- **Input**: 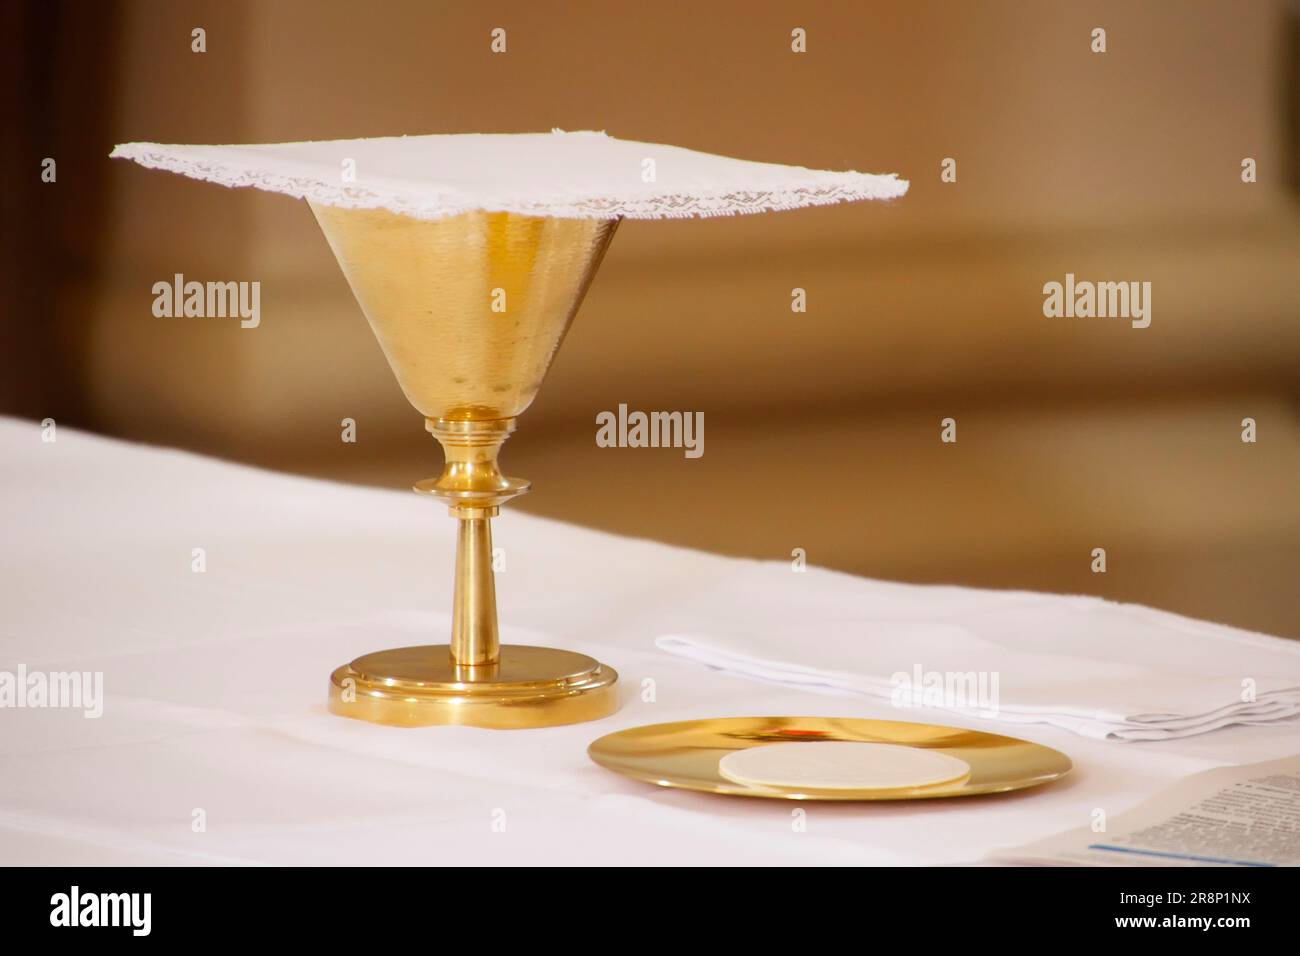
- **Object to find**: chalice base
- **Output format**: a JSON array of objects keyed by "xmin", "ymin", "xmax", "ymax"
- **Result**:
[{"xmin": 328, "ymin": 644, "xmax": 619, "ymax": 729}]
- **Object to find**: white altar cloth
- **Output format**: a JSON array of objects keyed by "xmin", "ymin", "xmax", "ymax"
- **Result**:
[{"xmin": 1, "ymin": 418, "xmax": 1295, "ymax": 866}]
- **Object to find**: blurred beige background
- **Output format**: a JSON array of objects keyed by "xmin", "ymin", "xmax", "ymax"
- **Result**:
[{"xmin": 6, "ymin": 0, "xmax": 1300, "ymax": 636}]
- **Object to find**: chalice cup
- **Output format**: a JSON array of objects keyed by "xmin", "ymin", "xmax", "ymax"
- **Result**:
[{"xmin": 311, "ymin": 203, "xmax": 620, "ymax": 728}]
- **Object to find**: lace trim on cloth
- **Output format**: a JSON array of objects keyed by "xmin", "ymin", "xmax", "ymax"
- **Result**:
[{"xmin": 109, "ymin": 143, "xmax": 908, "ymax": 221}]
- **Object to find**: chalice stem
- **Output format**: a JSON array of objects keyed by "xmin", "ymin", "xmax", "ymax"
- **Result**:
[{"xmin": 451, "ymin": 510, "xmax": 500, "ymax": 669}]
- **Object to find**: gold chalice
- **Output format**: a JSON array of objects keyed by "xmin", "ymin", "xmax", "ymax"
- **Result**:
[
  {"xmin": 311, "ymin": 204, "xmax": 620, "ymax": 728},
  {"xmin": 110, "ymin": 129, "xmax": 908, "ymax": 729}
]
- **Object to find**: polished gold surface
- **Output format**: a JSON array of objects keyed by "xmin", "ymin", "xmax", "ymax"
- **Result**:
[
  {"xmin": 311, "ymin": 205, "xmax": 617, "ymax": 423},
  {"xmin": 588, "ymin": 716, "xmax": 1072, "ymax": 800},
  {"xmin": 311, "ymin": 204, "xmax": 621, "ymax": 727},
  {"xmin": 329, "ymin": 644, "xmax": 618, "ymax": 729}
]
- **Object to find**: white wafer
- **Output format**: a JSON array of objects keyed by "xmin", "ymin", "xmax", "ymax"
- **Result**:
[{"xmin": 718, "ymin": 741, "xmax": 971, "ymax": 790}]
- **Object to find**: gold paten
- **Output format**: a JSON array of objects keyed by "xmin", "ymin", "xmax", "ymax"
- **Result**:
[
  {"xmin": 588, "ymin": 717, "xmax": 1072, "ymax": 800},
  {"xmin": 312, "ymin": 204, "xmax": 620, "ymax": 728}
]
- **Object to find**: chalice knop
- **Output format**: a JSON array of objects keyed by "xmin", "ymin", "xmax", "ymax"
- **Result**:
[{"xmin": 312, "ymin": 204, "xmax": 620, "ymax": 728}]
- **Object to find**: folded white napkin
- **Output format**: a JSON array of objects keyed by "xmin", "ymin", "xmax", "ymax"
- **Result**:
[
  {"xmin": 110, "ymin": 130, "xmax": 907, "ymax": 221},
  {"xmin": 653, "ymin": 563, "xmax": 1300, "ymax": 741}
]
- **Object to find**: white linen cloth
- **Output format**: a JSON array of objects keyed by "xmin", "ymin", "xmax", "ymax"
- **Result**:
[
  {"xmin": 3, "ymin": 418, "xmax": 1297, "ymax": 866},
  {"xmin": 655, "ymin": 570, "xmax": 1300, "ymax": 741},
  {"xmin": 109, "ymin": 130, "xmax": 908, "ymax": 221}
]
